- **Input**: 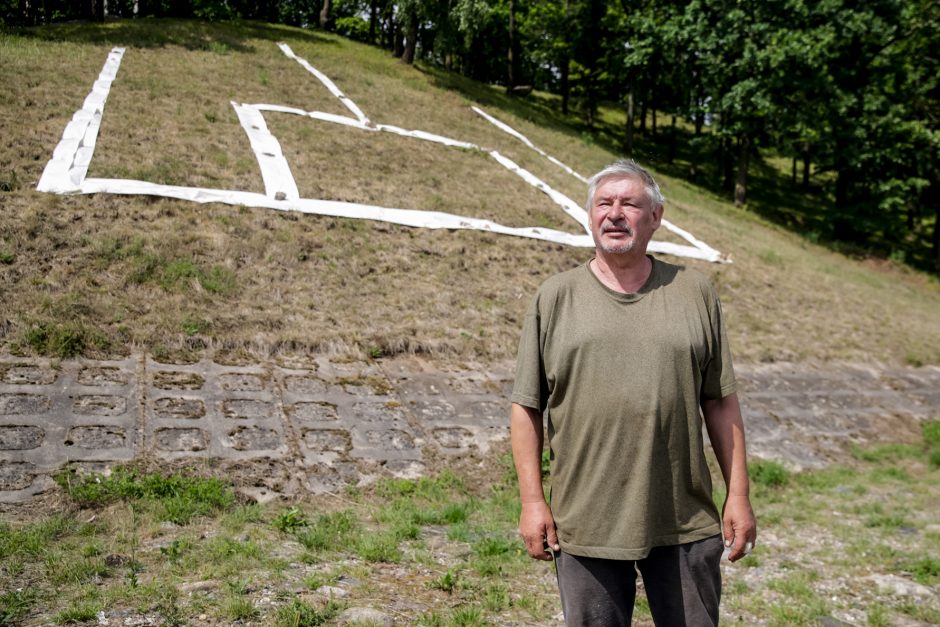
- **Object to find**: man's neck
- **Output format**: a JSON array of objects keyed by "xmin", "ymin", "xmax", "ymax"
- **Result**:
[{"xmin": 590, "ymin": 252, "xmax": 653, "ymax": 294}]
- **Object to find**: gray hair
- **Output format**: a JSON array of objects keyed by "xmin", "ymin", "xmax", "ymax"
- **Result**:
[{"xmin": 585, "ymin": 159, "xmax": 665, "ymax": 212}]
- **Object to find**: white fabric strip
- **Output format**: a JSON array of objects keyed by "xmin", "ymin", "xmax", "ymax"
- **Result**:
[
  {"xmin": 277, "ymin": 42, "xmax": 371, "ymax": 126},
  {"xmin": 472, "ymin": 106, "xmax": 726, "ymax": 261},
  {"xmin": 37, "ymin": 47, "xmax": 125, "ymax": 192},
  {"xmin": 472, "ymin": 106, "xmax": 589, "ymax": 183},
  {"xmin": 489, "ymin": 151, "xmax": 591, "ymax": 234},
  {"xmin": 36, "ymin": 46, "xmax": 727, "ymax": 263},
  {"xmin": 659, "ymin": 218, "xmax": 722, "ymax": 259},
  {"xmin": 78, "ymin": 178, "xmax": 596, "ymax": 247},
  {"xmin": 231, "ymin": 102, "xmax": 299, "ymax": 200},
  {"xmin": 374, "ymin": 124, "xmax": 480, "ymax": 150},
  {"xmin": 77, "ymin": 178, "xmax": 723, "ymax": 261}
]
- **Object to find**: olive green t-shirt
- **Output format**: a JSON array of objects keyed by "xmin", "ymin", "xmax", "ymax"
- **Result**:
[{"xmin": 511, "ymin": 257, "xmax": 736, "ymax": 559}]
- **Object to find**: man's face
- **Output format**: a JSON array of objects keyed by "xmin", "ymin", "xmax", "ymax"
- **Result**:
[{"xmin": 590, "ymin": 176, "xmax": 663, "ymax": 255}]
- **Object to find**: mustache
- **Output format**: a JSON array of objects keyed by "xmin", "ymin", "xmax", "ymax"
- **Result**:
[{"xmin": 601, "ymin": 221, "xmax": 634, "ymax": 235}]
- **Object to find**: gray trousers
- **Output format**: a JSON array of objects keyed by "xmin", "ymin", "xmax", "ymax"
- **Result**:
[{"xmin": 555, "ymin": 534, "xmax": 724, "ymax": 627}]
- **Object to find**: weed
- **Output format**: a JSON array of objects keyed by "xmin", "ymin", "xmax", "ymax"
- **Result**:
[
  {"xmin": 749, "ymin": 460, "xmax": 789, "ymax": 488},
  {"xmin": 482, "ymin": 582, "xmax": 510, "ymax": 611},
  {"xmin": 53, "ymin": 600, "xmax": 102, "ymax": 624},
  {"xmin": 0, "ymin": 249, "xmax": 14, "ymax": 264},
  {"xmin": 296, "ymin": 510, "xmax": 361, "ymax": 552},
  {"xmin": 0, "ymin": 588, "xmax": 36, "ymax": 625},
  {"xmin": 22, "ymin": 321, "xmax": 106, "ymax": 358},
  {"xmin": 273, "ymin": 506, "xmax": 309, "ymax": 532},
  {"xmin": 55, "ymin": 464, "xmax": 235, "ymax": 524},
  {"xmin": 274, "ymin": 598, "xmax": 344, "ymax": 626},
  {"xmin": 853, "ymin": 443, "xmax": 919, "ymax": 463},
  {"xmin": 897, "ymin": 601, "xmax": 940, "ymax": 624},
  {"xmin": 906, "ymin": 556, "xmax": 940, "ymax": 585},
  {"xmin": 427, "ymin": 568, "xmax": 459, "ymax": 593},
  {"xmin": 160, "ymin": 538, "xmax": 193, "ymax": 563},
  {"xmin": 303, "ymin": 571, "xmax": 338, "ymax": 590},
  {"xmin": 450, "ymin": 605, "xmax": 486, "ymax": 626},
  {"xmin": 224, "ymin": 595, "xmax": 259, "ymax": 620},
  {"xmin": 181, "ymin": 316, "xmax": 210, "ymax": 336},
  {"xmin": 355, "ymin": 532, "xmax": 401, "ymax": 562},
  {"xmin": 923, "ymin": 420, "xmax": 940, "ymax": 446},
  {"xmin": 199, "ymin": 265, "xmax": 236, "ymax": 294}
]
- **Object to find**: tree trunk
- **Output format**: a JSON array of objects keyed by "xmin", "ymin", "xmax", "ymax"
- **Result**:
[
  {"xmin": 507, "ymin": 0, "xmax": 520, "ymax": 91},
  {"xmin": 694, "ymin": 96, "xmax": 703, "ymax": 136},
  {"xmin": 792, "ymin": 156, "xmax": 797, "ymax": 187},
  {"xmin": 369, "ymin": 0, "xmax": 378, "ymax": 43},
  {"xmin": 319, "ymin": 0, "xmax": 332, "ymax": 30},
  {"xmin": 734, "ymin": 134, "xmax": 750, "ymax": 207},
  {"xmin": 667, "ymin": 115, "xmax": 677, "ymax": 164},
  {"xmin": 639, "ymin": 100, "xmax": 647, "ymax": 134},
  {"xmin": 802, "ymin": 144, "xmax": 811, "ymax": 189},
  {"xmin": 560, "ymin": 0, "xmax": 570, "ymax": 115},
  {"xmin": 393, "ymin": 21, "xmax": 404, "ymax": 58},
  {"xmin": 560, "ymin": 56, "xmax": 570, "ymax": 114},
  {"xmin": 624, "ymin": 87, "xmax": 634, "ymax": 156},
  {"xmin": 651, "ymin": 107, "xmax": 656, "ymax": 136},
  {"xmin": 933, "ymin": 200, "xmax": 940, "ymax": 273},
  {"xmin": 402, "ymin": 12, "xmax": 419, "ymax": 64}
]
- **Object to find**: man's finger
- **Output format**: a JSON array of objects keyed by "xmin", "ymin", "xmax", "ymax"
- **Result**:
[{"xmin": 545, "ymin": 524, "xmax": 560, "ymax": 552}]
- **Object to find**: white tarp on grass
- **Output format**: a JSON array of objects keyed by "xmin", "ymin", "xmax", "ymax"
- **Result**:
[{"xmin": 36, "ymin": 43, "xmax": 727, "ymax": 263}]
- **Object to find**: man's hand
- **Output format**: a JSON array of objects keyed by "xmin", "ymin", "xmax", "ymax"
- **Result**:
[
  {"xmin": 722, "ymin": 493, "xmax": 756, "ymax": 562},
  {"xmin": 519, "ymin": 500, "xmax": 559, "ymax": 561}
]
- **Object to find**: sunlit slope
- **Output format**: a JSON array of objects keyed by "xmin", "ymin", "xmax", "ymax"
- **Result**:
[{"xmin": 0, "ymin": 19, "xmax": 937, "ymax": 365}]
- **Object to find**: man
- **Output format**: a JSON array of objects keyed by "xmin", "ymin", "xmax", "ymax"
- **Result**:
[{"xmin": 510, "ymin": 159, "xmax": 756, "ymax": 626}]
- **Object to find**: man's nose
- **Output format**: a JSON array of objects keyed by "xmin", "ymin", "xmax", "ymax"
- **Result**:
[{"xmin": 609, "ymin": 201, "xmax": 626, "ymax": 219}]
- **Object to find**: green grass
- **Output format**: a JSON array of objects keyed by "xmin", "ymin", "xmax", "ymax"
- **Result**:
[
  {"xmin": 3, "ymin": 438, "xmax": 940, "ymax": 624},
  {"xmin": 54, "ymin": 464, "xmax": 235, "ymax": 524}
]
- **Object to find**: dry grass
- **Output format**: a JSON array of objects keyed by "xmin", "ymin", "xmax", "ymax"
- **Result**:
[{"xmin": 0, "ymin": 19, "xmax": 938, "ymax": 366}]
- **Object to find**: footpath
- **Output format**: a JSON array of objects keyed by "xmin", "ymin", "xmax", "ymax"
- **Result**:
[{"xmin": 1, "ymin": 355, "xmax": 938, "ymax": 504}]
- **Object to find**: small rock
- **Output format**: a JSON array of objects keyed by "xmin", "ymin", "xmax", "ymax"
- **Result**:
[
  {"xmin": 104, "ymin": 554, "xmax": 130, "ymax": 567},
  {"xmin": 177, "ymin": 580, "xmax": 219, "ymax": 594},
  {"xmin": 275, "ymin": 191, "xmax": 287, "ymax": 200},
  {"xmin": 317, "ymin": 585, "xmax": 349, "ymax": 599},
  {"xmin": 337, "ymin": 607, "xmax": 394, "ymax": 626},
  {"xmin": 865, "ymin": 574, "xmax": 935, "ymax": 598}
]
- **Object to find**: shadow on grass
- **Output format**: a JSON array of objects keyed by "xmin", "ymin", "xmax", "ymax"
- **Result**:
[{"xmin": 14, "ymin": 17, "xmax": 333, "ymax": 52}]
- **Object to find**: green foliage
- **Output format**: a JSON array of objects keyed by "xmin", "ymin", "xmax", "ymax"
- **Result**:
[
  {"xmin": 54, "ymin": 465, "xmax": 235, "ymax": 524},
  {"xmin": 295, "ymin": 510, "xmax": 361, "ymax": 552},
  {"xmin": 53, "ymin": 600, "xmax": 102, "ymax": 624},
  {"xmin": 923, "ymin": 421, "xmax": 940, "ymax": 448},
  {"xmin": 272, "ymin": 506, "xmax": 309, "ymax": 533},
  {"xmin": 274, "ymin": 599, "xmax": 344, "ymax": 627},
  {"xmin": 335, "ymin": 16, "xmax": 370, "ymax": 43},
  {"xmin": 22, "ymin": 320, "xmax": 107, "ymax": 358},
  {"xmin": 0, "ymin": 588, "xmax": 36, "ymax": 625},
  {"xmin": 906, "ymin": 557, "xmax": 940, "ymax": 585},
  {"xmin": 355, "ymin": 532, "xmax": 401, "ymax": 562},
  {"xmin": 428, "ymin": 568, "xmax": 459, "ymax": 593},
  {"xmin": 749, "ymin": 460, "xmax": 789, "ymax": 488},
  {"xmin": 0, "ymin": 249, "xmax": 14, "ymax": 264}
]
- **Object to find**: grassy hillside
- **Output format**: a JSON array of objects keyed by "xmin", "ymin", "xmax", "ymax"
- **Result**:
[{"xmin": 1, "ymin": 19, "xmax": 938, "ymax": 366}]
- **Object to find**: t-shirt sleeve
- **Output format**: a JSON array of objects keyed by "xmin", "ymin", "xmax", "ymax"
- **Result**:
[
  {"xmin": 701, "ymin": 284, "xmax": 737, "ymax": 400},
  {"xmin": 511, "ymin": 295, "xmax": 547, "ymax": 411}
]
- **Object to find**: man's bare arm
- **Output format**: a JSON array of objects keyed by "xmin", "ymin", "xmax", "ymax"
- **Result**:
[
  {"xmin": 510, "ymin": 402, "xmax": 558, "ymax": 561},
  {"xmin": 702, "ymin": 392, "xmax": 757, "ymax": 562}
]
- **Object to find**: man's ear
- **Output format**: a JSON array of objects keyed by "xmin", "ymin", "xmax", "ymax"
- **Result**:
[{"xmin": 651, "ymin": 204, "xmax": 664, "ymax": 231}]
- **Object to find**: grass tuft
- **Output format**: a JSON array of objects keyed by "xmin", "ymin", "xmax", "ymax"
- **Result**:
[
  {"xmin": 54, "ymin": 464, "xmax": 235, "ymax": 524},
  {"xmin": 748, "ymin": 459, "xmax": 790, "ymax": 488}
]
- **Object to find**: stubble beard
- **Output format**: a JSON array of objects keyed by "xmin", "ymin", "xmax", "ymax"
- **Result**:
[{"xmin": 593, "ymin": 223, "xmax": 637, "ymax": 255}]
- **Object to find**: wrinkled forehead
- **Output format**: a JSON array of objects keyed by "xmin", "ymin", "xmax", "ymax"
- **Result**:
[{"xmin": 592, "ymin": 175, "xmax": 651, "ymax": 204}]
